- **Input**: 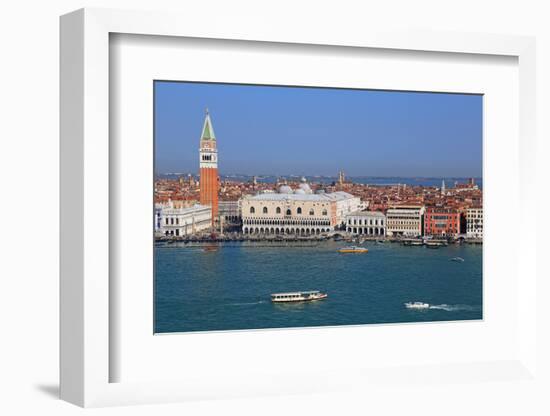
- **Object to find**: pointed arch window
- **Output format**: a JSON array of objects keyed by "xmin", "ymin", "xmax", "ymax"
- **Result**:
[
  {"xmin": 276, "ymin": 207, "xmax": 281, "ymax": 214},
  {"xmin": 250, "ymin": 207, "xmax": 255, "ymax": 214},
  {"xmin": 286, "ymin": 209, "xmax": 291, "ymax": 216},
  {"xmin": 322, "ymin": 209, "xmax": 328, "ymax": 216},
  {"xmin": 297, "ymin": 207, "xmax": 302, "ymax": 215},
  {"xmin": 309, "ymin": 209, "xmax": 315, "ymax": 216},
  {"xmin": 263, "ymin": 207, "xmax": 268, "ymax": 214}
]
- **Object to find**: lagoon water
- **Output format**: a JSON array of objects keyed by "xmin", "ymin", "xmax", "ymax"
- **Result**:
[
  {"xmin": 154, "ymin": 241, "xmax": 482, "ymax": 333},
  {"xmin": 160, "ymin": 174, "xmax": 483, "ymax": 190}
]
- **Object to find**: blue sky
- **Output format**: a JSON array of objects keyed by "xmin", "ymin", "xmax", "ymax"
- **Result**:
[{"xmin": 154, "ymin": 81, "xmax": 482, "ymax": 177}]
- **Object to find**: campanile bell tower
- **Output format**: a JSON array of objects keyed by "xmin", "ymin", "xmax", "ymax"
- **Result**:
[{"xmin": 199, "ymin": 109, "xmax": 219, "ymax": 225}]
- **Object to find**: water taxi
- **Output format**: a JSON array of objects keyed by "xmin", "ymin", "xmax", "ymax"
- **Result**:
[
  {"xmin": 338, "ymin": 246, "xmax": 369, "ymax": 253},
  {"xmin": 425, "ymin": 240, "xmax": 447, "ymax": 248},
  {"xmin": 271, "ymin": 291, "xmax": 328, "ymax": 303},
  {"xmin": 450, "ymin": 257, "xmax": 465, "ymax": 262},
  {"xmin": 405, "ymin": 301, "xmax": 430, "ymax": 309}
]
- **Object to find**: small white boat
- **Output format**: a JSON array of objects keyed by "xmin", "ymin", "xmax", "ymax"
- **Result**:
[
  {"xmin": 271, "ymin": 291, "xmax": 328, "ymax": 303},
  {"xmin": 450, "ymin": 257, "xmax": 465, "ymax": 262},
  {"xmin": 405, "ymin": 301, "xmax": 430, "ymax": 309}
]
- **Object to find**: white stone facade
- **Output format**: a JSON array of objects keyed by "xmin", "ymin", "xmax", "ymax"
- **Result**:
[
  {"xmin": 345, "ymin": 211, "xmax": 386, "ymax": 236},
  {"xmin": 157, "ymin": 202, "xmax": 212, "ymax": 236},
  {"xmin": 386, "ymin": 205, "xmax": 425, "ymax": 237},
  {"xmin": 240, "ymin": 188, "xmax": 361, "ymax": 235},
  {"xmin": 466, "ymin": 207, "xmax": 483, "ymax": 239},
  {"xmin": 332, "ymin": 193, "xmax": 365, "ymax": 227}
]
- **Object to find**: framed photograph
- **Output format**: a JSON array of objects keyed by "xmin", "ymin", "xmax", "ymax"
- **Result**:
[{"xmin": 60, "ymin": 8, "xmax": 538, "ymax": 407}]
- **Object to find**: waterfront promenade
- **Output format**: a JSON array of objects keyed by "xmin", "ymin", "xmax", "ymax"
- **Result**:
[{"xmin": 155, "ymin": 231, "xmax": 483, "ymax": 245}]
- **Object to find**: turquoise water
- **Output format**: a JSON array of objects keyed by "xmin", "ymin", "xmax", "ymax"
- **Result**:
[{"xmin": 154, "ymin": 241, "xmax": 482, "ymax": 333}]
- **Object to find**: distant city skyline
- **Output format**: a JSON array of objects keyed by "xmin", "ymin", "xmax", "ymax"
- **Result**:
[
  {"xmin": 157, "ymin": 172, "xmax": 482, "ymax": 182},
  {"xmin": 155, "ymin": 81, "xmax": 483, "ymax": 177}
]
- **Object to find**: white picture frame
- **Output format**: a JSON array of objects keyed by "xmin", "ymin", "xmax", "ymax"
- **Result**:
[{"xmin": 60, "ymin": 8, "xmax": 538, "ymax": 407}]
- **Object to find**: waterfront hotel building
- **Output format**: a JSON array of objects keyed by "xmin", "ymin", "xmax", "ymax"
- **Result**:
[
  {"xmin": 241, "ymin": 181, "xmax": 362, "ymax": 235},
  {"xmin": 386, "ymin": 205, "xmax": 425, "ymax": 237},
  {"xmin": 424, "ymin": 206, "xmax": 462, "ymax": 237},
  {"xmin": 466, "ymin": 207, "xmax": 483, "ymax": 239},
  {"xmin": 199, "ymin": 110, "xmax": 219, "ymax": 225}
]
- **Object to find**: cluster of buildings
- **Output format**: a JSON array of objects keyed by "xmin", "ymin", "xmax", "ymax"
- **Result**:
[
  {"xmin": 155, "ymin": 111, "xmax": 483, "ymax": 240},
  {"xmin": 345, "ymin": 204, "xmax": 483, "ymax": 239},
  {"xmin": 155, "ymin": 110, "xmax": 218, "ymax": 238}
]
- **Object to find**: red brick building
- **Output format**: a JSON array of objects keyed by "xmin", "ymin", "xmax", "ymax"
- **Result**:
[{"xmin": 424, "ymin": 206, "xmax": 462, "ymax": 236}]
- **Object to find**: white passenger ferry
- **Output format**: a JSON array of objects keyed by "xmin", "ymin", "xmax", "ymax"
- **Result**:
[{"xmin": 271, "ymin": 291, "xmax": 328, "ymax": 303}]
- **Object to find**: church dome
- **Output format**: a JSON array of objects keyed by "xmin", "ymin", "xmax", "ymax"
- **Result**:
[
  {"xmin": 298, "ymin": 182, "xmax": 312, "ymax": 194},
  {"xmin": 278, "ymin": 185, "xmax": 293, "ymax": 194}
]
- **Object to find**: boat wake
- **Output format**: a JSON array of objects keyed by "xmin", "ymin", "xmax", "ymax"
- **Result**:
[
  {"xmin": 428, "ymin": 304, "xmax": 480, "ymax": 312},
  {"xmin": 227, "ymin": 300, "xmax": 267, "ymax": 306}
]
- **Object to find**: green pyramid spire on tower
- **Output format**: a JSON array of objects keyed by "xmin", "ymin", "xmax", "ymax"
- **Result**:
[{"xmin": 200, "ymin": 108, "xmax": 216, "ymax": 140}]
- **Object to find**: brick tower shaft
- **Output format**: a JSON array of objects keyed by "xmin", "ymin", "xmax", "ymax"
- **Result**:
[{"xmin": 199, "ymin": 109, "xmax": 219, "ymax": 226}]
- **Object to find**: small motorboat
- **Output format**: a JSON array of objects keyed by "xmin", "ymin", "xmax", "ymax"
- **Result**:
[
  {"xmin": 450, "ymin": 257, "xmax": 465, "ymax": 262},
  {"xmin": 405, "ymin": 301, "xmax": 430, "ymax": 309},
  {"xmin": 202, "ymin": 245, "xmax": 219, "ymax": 252},
  {"xmin": 403, "ymin": 239, "xmax": 423, "ymax": 246},
  {"xmin": 338, "ymin": 246, "xmax": 368, "ymax": 253},
  {"xmin": 271, "ymin": 291, "xmax": 328, "ymax": 303}
]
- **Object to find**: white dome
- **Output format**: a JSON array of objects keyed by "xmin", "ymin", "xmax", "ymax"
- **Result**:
[
  {"xmin": 294, "ymin": 189, "xmax": 306, "ymax": 194},
  {"xmin": 298, "ymin": 183, "xmax": 312, "ymax": 193},
  {"xmin": 278, "ymin": 185, "xmax": 293, "ymax": 194}
]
